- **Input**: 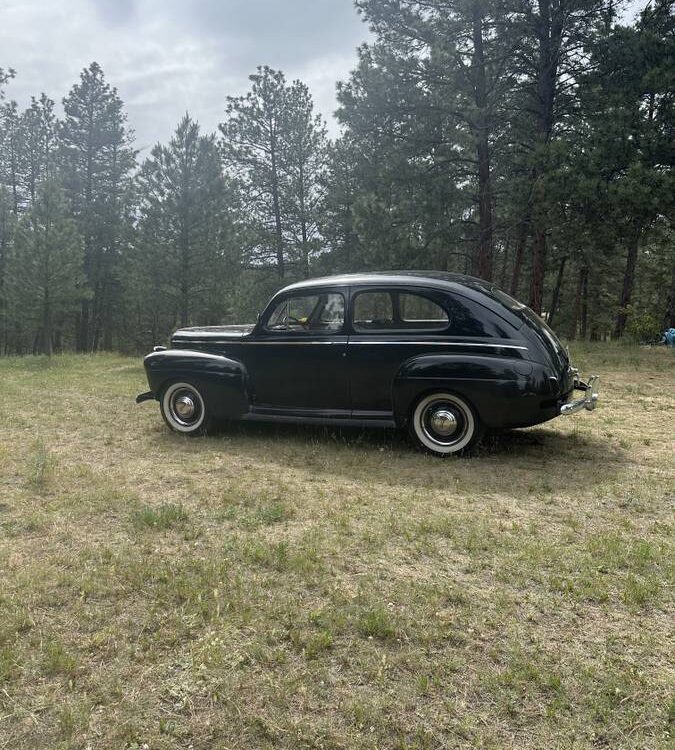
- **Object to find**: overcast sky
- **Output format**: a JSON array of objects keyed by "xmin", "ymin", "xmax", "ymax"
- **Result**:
[
  {"xmin": 0, "ymin": 0, "xmax": 371, "ymax": 154},
  {"xmin": 1, "ymin": 0, "xmax": 649, "ymax": 156}
]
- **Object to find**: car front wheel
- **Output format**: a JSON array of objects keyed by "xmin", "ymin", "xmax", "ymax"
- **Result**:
[
  {"xmin": 409, "ymin": 392, "xmax": 480, "ymax": 456},
  {"xmin": 160, "ymin": 381, "xmax": 210, "ymax": 436}
]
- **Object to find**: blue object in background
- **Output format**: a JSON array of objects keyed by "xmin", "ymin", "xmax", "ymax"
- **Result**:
[{"xmin": 663, "ymin": 328, "xmax": 675, "ymax": 347}]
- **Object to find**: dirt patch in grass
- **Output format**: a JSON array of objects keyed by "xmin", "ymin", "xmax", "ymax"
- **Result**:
[{"xmin": 0, "ymin": 345, "xmax": 673, "ymax": 749}]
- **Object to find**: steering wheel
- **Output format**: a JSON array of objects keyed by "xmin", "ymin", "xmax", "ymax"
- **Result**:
[{"xmin": 286, "ymin": 315, "xmax": 308, "ymax": 327}]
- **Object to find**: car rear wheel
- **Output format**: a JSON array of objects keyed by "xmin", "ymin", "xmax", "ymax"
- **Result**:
[
  {"xmin": 409, "ymin": 392, "xmax": 481, "ymax": 456},
  {"xmin": 160, "ymin": 381, "xmax": 210, "ymax": 436}
]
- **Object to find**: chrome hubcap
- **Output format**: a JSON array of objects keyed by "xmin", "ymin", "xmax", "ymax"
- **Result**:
[
  {"xmin": 174, "ymin": 395, "xmax": 196, "ymax": 419},
  {"xmin": 429, "ymin": 408, "xmax": 458, "ymax": 436},
  {"xmin": 169, "ymin": 390, "xmax": 202, "ymax": 426},
  {"xmin": 163, "ymin": 383, "xmax": 206, "ymax": 432},
  {"xmin": 420, "ymin": 399, "xmax": 469, "ymax": 448}
]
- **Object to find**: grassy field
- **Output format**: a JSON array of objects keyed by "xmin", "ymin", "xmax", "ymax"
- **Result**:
[{"xmin": 0, "ymin": 344, "xmax": 673, "ymax": 749}]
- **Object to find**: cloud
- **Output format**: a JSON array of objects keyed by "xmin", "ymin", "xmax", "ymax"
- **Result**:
[
  {"xmin": 94, "ymin": 0, "xmax": 138, "ymax": 25},
  {"xmin": 171, "ymin": 0, "xmax": 367, "ymax": 66},
  {"xmin": 0, "ymin": 0, "xmax": 370, "ymax": 152}
]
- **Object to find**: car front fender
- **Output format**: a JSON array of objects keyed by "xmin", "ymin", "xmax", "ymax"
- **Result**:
[{"xmin": 141, "ymin": 349, "xmax": 250, "ymax": 419}]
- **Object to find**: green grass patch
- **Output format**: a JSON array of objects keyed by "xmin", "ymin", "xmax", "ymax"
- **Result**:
[{"xmin": 130, "ymin": 502, "xmax": 189, "ymax": 531}]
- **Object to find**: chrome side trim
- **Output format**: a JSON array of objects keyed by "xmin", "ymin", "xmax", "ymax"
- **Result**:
[
  {"xmin": 347, "ymin": 340, "xmax": 528, "ymax": 351},
  {"xmin": 175, "ymin": 338, "xmax": 527, "ymax": 351},
  {"xmin": 194, "ymin": 339, "xmax": 343, "ymax": 345},
  {"xmin": 246, "ymin": 340, "xmax": 344, "ymax": 345}
]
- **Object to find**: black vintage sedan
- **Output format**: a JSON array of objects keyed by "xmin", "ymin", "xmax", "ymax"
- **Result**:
[{"xmin": 136, "ymin": 272, "xmax": 599, "ymax": 456}]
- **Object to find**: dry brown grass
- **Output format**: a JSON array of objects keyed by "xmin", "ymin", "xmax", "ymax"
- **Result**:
[{"xmin": 0, "ymin": 343, "xmax": 673, "ymax": 749}]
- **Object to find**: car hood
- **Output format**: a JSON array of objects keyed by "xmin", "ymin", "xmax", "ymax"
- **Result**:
[{"xmin": 171, "ymin": 324, "xmax": 255, "ymax": 345}]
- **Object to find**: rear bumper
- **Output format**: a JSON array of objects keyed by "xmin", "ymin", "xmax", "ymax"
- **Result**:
[
  {"xmin": 560, "ymin": 375, "xmax": 599, "ymax": 416},
  {"xmin": 136, "ymin": 390, "xmax": 155, "ymax": 404}
]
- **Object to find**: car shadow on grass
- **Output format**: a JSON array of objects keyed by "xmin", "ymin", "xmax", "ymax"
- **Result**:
[
  {"xmin": 151, "ymin": 419, "xmax": 624, "ymax": 494},
  {"xmin": 171, "ymin": 417, "xmax": 617, "ymax": 466}
]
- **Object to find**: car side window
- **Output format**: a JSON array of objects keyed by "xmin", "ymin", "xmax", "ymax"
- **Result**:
[
  {"xmin": 353, "ymin": 290, "xmax": 449, "ymax": 332},
  {"xmin": 353, "ymin": 292, "xmax": 395, "ymax": 330},
  {"xmin": 266, "ymin": 293, "xmax": 345, "ymax": 333},
  {"xmin": 399, "ymin": 293, "xmax": 449, "ymax": 329}
]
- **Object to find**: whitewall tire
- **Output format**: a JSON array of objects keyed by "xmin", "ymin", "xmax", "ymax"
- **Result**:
[
  {"xmin": 410, "ymin": 392, "xmax": 480, "ymax": 456},
  {"xmin": 161, "ymin": 381, "xmax": 209, "ymax": 435}
]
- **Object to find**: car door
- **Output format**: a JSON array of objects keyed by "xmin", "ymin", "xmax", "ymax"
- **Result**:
[
  {"xmin": 347, "ymin": 287, "xmax": 453, "ymax": 416},
  {"xmin": 245, "ymin": 288, "xmax": 350, "ymax": 414}
]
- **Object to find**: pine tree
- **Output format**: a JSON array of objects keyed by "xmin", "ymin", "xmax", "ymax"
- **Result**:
[
  {"xmin": 59, "ymin": 62, "xmax": 136, "ymax": 351},
  {"xmin": 343, "ymin": 0, "xmax": 524, "ymax": 280},
  {"xmin": 0, "ymin": 186, "xmax": 15, "ymax": 353},
  {"xmin": 568, "ymin": 0, "xmax": 675, "ymax": 338},
  {"xmin": 221, "ymin": 67, "xmax": 289, "ymax": 277},
  {"xmin": 6, "ymin": 181, "xmax": 83, "ymax": 355},
  {"xmin": 0, "ymin": 68, "xmax": 17, "ymax": 353},
  {"xmin": 280, "ymin": 80, "xmax": 327, "ymax": 277},
  {"xmin": 319, "ymin": 137, "xmax": 364, "ymax": 273},
  {"xmin": 0, "ymin": 68, "xmax": 14, "ymax": 99},
  {"xmin": 0, "ymin": 100, "xmax": 22, "ymax": 214},
  {"xmin": 334, "ymin": 43, "xmax": 467, "ymax": 272},
  {"xmin": 221, "ymin": 67, "xmax": 328, "ymax": 279},
  {"xmin": 133, "ymin": 115, "xmax": 237, "ymax": 336},
  {"xmin": 19, "ymin": 94, "xmax": 57, "ymax": 205},
  {"xmin": 506, "ymin": 0, "xmax": 611, "ymax": 313}
]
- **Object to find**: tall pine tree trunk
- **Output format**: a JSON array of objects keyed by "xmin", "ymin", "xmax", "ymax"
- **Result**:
[
  {"xmin": 499, "ymin": 239, "xmax": 510, "ymax": 290},
  {"xmin": 527, "ymin": 0, "xmax": 561, "ymax": 314},
  {"xmin": 510, "ymin": 214, "xmax": 529, "ymax": 298},
  {"xmin": 103, "ymin": 276, "xmax": 114, "ymax": 351},
  {"xmin": 102, "ymin": 149, "xmax": 118, "ymax": 351},
  {"xmin": 39, "ymin": 291, "xmax": 53, "ymax": 356},
  {"xmin": 663, "ymin": 262, "xmax": 675, "ymax": 329},
  {"xmin": 547, "ymin": 255, "xmax": 567, "ymax": 327},
  {"xmin": 0, "ymin": 202, "xmax": 8, "ymax": 355},
  {"xmin": 269, "ymin": 130, "xmax": 285, "ymax": 278},
  {"xmin": 568, "ymin": 264, "xmax": 587, "ymax": 340},
  {"xmin": 580, "ymin": 269, "xmax": 589, "ymax": 340},
  {"xmin": 614, "ymin": 223, "xmax": 642, "ymax": 338},
  {"xmin": 471, "ymin": 6, "xmax": 493, "ymax": 281},
  {"xmin": 77, "ymin": 121, "xmax": 95, "ymax": 353},
  {"xmin": 299, "ymin": 163, "xmax": 310, "ymax": 278},
  {"xmin": 180, "ymin": 216, "xmax": 190, "ymax": 328},
  {"xmin": 529, "ymin": 228, "xmax": 547, "ymax": 314}
]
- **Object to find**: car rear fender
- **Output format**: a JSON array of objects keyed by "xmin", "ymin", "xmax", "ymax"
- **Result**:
[
  {"xmin": 392, "ymin": 353, "xmax": 552, "ymax": 429},
  {"xmin": 142, "ymin": 349, "xmax": 250, "ymax": 419}
]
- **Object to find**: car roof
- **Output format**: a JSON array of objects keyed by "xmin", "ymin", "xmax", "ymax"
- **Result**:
[
  {"xmin": 279, "ymin": 271, "xmax": 495, "ymax": 295},
  {"xmin": 274, "ymin": 271, "xmax": 525, "ymax": 330}
]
